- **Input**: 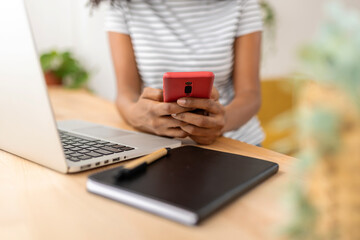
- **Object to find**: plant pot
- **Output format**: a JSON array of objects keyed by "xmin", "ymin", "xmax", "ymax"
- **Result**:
[{"xmin": 44, "ymin": 71, "xmax": 62, "ymax": 86}]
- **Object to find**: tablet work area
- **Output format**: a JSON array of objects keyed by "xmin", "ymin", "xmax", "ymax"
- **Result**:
[
  {"xmin": 2, "ymin": 0, "xmax": 360, "ymax": 240},
  {"xmin": 0, "ymin": 88, "xmax": 293, "ymax": 239}
]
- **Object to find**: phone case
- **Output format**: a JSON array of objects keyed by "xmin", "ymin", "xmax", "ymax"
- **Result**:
[{"xmin": 163, "ymin": 72, "xmax": 214, "ymax": 102}]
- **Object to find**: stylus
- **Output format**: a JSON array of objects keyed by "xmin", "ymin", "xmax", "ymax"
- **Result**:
[{"xmin": 115, "ymin": 147, "xmax": 170, "ymax": 180}]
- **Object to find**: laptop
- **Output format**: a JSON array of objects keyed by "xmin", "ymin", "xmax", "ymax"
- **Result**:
[{"xmin": 0, "ymin": 0, "xmax": 181, "ymax": 173}]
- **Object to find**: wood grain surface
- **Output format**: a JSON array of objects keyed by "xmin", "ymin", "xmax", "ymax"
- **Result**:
[{"xmin": 0, "ymin": 87, "xmax": 296, "ymax": 240}]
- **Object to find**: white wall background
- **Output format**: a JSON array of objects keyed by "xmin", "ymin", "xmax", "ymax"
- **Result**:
[{"xmin": 25, "ymin": 0, "xmax": 360, "ymax": 101}]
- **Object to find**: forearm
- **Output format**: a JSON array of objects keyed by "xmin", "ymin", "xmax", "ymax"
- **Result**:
[
  {"xmin": 223, "ymin": 32, "xmax": 262, "ymax": 134},
  {"xmin": 115, "ymin": 89, "xmax": 139, "ymax": 126},
  {"xmin": 222, "ymin": 90, "xmax": 261, "ymax": 133},
  {"xmin": 108, "ymin": 32, "xmax": 142, "ymax": 126}
]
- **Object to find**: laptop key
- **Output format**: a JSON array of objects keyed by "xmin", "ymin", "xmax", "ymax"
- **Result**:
[
  {"xmin": 71, "ymin": 143, "xmax": 83, "ymax": 147},
  {"xmin": 62, "ymin": 132, "xmax": 96, "ymax": 141},
  {"xmin": 104, "ymin": 142, "xmax": 116, "ymax": 146},
  {"xmin": 111, "ymin": 144, "xmax": 127, "ymax": 149},
  {"xmin": 85, "ymin": 151, "xmax": 103, "ymax": 158},
  {"xmin": 70, "ymin": 147, "xmax": 82, "ymax": 151},
  {"xmin": 70, "ymin": 153, "xmax": 85, "ymax": 157},
  {"xmin": 69, "ymin": 157, "xmax": 80, "ymax": 162},
  {"xmin": 78, "ymin": 155, "xmax": 92, "ymax": 160},
  {"xmin": 95, "ymin": 140, "xmax": 108, "ymax": 144},
  {"xmin": 85, "ymin": 146, "xmax": 98, "ymax": 151},
  {"xmin": 78, "ymin": 145, "xmax": 90, "ymax": 149},
  {"xmin": 94, "ymin": 149, "xmax": 113, "ymax": 155},
  {"xmin": 79, "ymin": 149, "xmax": 90, "ymax": 154},
  {"xmin": 121, "ymin": 147, "xmax": 135, "ymax": 151},
  {"xmin": 100, "ymin": 146, "xmax": 124, "ymax": 153},
  {"xmin": 93, "ymin": 144, "xmax": 105, "ymax": 148}
]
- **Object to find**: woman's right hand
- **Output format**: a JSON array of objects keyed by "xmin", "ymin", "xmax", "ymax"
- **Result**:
[{"xmin": 126, "ymin": 87, "xmax": 190, "ymax": 138}]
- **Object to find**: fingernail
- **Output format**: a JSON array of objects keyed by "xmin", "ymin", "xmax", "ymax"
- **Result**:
[{"xmin": 177, "ymin": 99, "xmax": 186, "ymax": 105}]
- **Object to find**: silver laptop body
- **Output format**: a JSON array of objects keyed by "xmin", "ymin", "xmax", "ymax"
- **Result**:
[{"xmin": 0, "ymin": 0, "xmax": 181, "ymax": 173}]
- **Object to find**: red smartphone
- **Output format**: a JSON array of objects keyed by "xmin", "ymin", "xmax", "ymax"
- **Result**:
[{"xmin": 163, "ymin": 71, "xmax": 214, "ymax": 102}]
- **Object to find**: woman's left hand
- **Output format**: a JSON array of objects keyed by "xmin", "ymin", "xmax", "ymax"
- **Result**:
[{"xmin": 171, "ymin": 88, "xmax": 226, "ymax": 145}]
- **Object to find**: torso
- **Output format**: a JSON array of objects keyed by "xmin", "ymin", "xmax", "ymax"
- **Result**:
[{"xmin": 107, "ymin": 0, "xmax": 265, "ymax": 145}]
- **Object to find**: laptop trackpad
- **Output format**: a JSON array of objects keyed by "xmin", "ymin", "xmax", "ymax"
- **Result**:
[{"xmin": 74, "ymin": 126, "xmax": 131, "ymax": 139}]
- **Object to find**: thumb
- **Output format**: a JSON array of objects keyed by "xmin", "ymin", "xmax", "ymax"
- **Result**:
[
  {"xmin": 141, "ymin": 87, "xmax": 163, "ymax": 102},
  {"xmin": 211, "ymin": 87, "xmax": 220, "ymax": 101}
]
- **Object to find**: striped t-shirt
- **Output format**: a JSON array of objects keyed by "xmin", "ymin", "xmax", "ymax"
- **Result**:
[{"xmin": 105, "ymin": 0, "xmax": 265, "ymax": 145}]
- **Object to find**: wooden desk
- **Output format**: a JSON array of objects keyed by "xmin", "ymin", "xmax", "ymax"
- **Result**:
[{"xmin": 0, "ymin": 87, "xmax": 295, "ymax": 240}]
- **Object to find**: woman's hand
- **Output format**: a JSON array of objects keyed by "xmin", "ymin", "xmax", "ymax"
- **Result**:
[
  {"xmin": 126, "ymin": 87, "xmax": 190, "ymax": 138},
  {"xmin": 171, "ymin": 88, "xmax": 226, "ymax": 145}
]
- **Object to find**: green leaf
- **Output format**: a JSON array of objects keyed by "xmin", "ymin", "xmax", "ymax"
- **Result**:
[{"xmin": 39, "ymin": 49, "xmax": 90, "ymax": 89}]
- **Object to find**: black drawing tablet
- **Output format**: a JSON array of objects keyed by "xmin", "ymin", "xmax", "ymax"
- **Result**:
[{"xmin": 87, "ymin": 146, "xmax": 279, "ymax": 225}]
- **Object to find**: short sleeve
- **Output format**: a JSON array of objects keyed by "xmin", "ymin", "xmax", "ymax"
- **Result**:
[
  {"xmin": 105, "ymin": 2, "xmax": 129, "ymax": 35},
  {"xmin": 236, "ymin": 0, "xmax": 263, "ymax": 37}
]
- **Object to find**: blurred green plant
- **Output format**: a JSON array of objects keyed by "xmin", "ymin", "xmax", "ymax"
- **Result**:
[
  {"xmin": 286, "ymin": 1, "xmax": 360, "ymax": 239},
  {"xmin": 260, "ymin": 0, "xmax": 276, "ymax": 37},
  {"xmin": 40, "ymin": 50, "xmax": 89, "ymax": 89},
  {"xmin": 260, "ymin": 1, "xmax": 277, "ymax": 62},
  {"xmin": 299, "ymin": 1, "xmax": 360, "ymax": 106}
]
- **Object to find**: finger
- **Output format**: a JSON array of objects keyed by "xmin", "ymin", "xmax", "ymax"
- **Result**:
[
  {"xmin": 177, "ymin": 98, "xmax": 222, "ymax": 114},
  {"xmin": 152, "ymin": 116, "xmax": 188, "ymax": 130},
  {"xmin": 161, "ymin": 128, "xmax": 189, "ymax": 138},
  {"xmin": 152, "ymin": 117, "xmax": 188, "ymax": 138},
  {"xmin": 171, "ymin": 112, "xmax": 218, "ymax": 128},
  {"xmin": 180, "ymin": 124, "xmax": 220, "ymax": 137},
  {"xmin": 141, "ymin": 87, "xmax": 163, "ymax": 101},
  {"xmin": 190, "ymin": 135, "xmax": 216, "ymax": 145},
  {"xmin": 155, "ymin": 102, "xmax": 193, "ymax": 116},
  {"xmin": 160, "ymin": 116, "xmax": 188, "ymax": 128},
  {"xmin": 211, "ymin": 87, "xmax": 220, "ymax": 101}
]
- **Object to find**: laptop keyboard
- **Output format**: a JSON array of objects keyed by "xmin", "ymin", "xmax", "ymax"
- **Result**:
[{"xmin": 59, "ymin": 130, "xmax": 135, "ymax": 162}]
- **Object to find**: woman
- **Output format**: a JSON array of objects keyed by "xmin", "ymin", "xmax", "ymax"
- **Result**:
[{"xmin": 91, "ymin": 0, "xmax": 264, "ymax": 145}]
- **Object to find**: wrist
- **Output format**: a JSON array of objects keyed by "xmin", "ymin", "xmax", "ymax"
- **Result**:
[
  {"xmin": 221, "ymin": 107, "xmax": 231, "ymax": 134},
  {"xmin": 222, "ymin": 99, "xmax": 243, "ymax": 133},
  {"xmin": 116, "ymin": 97, "xmax": 138, "ymax": 127},
  {"xmin": 222, "ymin": 93, "xmax": 260, "ymax": 133},
  {"xmin": 126, "ymin": 102, "xmax": 141, "ymax": 128}
]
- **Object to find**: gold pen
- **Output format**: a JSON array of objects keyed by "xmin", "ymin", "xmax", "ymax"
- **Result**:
[{"xmin": 115, "ymin": 147, "xmax": 170, "ymax": 180}]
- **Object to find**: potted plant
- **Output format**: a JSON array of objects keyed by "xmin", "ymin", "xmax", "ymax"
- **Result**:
[{"xmin": 40, "ymin": 50, "xmax": 90, "ymax": 89}]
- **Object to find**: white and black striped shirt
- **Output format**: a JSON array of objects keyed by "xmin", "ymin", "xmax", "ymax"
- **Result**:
[{"xmin": 105, "ymin": 0, "xmax": 265, "ymax": 145}]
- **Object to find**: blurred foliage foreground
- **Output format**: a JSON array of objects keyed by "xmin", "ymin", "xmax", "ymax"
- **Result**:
[{"xmin": 285, "ymin": 1, "xmax": 360, "ymax": 240}]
